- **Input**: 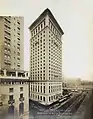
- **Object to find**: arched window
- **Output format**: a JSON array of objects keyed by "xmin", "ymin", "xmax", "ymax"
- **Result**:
[
  {"xmin": 8, "ymin": 105, "xmax": 14, "ymax": 115},
  {"xmin": 19, "ymin": 103, "xmax": 24, "ymax": 115}
]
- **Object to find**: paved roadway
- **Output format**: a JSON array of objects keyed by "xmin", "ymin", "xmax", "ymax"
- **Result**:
[
  {"xmin": 29, "ymin": 90, "xmax": 92, "ymax": 119},
  {"xmin": 83, "ymin": 89, "xmax": 93, "ymax": 119}
]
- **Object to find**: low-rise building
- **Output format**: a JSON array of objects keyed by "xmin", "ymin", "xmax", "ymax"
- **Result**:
[
  {"xmin": 0, "ymin": 68, "xmax": 29, "ymax": 119},
  {"xmin": 63, "ymin": 78, "xmax": 81, "ymax": 91}
]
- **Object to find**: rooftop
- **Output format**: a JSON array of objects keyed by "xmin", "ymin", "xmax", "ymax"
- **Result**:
[
  {"xmin": 29, "ymin": 8, "xmax": 64, "ymax": 35},
  {"xmin": 0, "ymin": 68, "xmax": 29, "ymax": 79}
]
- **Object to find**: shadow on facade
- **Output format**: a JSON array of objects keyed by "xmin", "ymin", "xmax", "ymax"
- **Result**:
[{"xmin": 19, "ymin": 102, "xmax": 24, "ymax": 115}]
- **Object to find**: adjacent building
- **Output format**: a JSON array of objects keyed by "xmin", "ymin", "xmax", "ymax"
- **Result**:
[
  {"xmin": 0, "ymin": 16, "xmax": 29, "ymax": 119},
  {"xmin": 0, "ymin": 16, "xmax": 24, "ymax": 70},
  {"xmin": 0, "ymin": 69, "xmax": 29, "ymax": 118},
  {"xmin": 29, "ymin": 8, "xmax": 64, "ymax": 105},
  {"xmin": 63, "ymin": 78, "xmax": 82, "ymax": 91}
]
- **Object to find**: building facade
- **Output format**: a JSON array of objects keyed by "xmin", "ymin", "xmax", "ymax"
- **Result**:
[
  {"xmin": 0, "ymin": 16, "xmax": 29, "ymax": 119},
  {"xmin": 0, "ymin": 69, "xmax": 29, "ymax": 119},
  {"xmin": 29, "ymin": 9, "xmax": 64, "ymax": 105},
  {"xmin": 0, "ymin": 16, "xmax": 24, "ymax": 70}
]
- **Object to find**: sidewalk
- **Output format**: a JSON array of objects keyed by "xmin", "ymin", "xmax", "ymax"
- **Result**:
[{"xmin": 83, "ymin": 90, "xmax": 93, "ymax": 119}]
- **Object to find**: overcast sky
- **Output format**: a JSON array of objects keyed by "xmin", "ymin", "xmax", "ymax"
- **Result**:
[{"xmin": 1, "ymin": 0, "xmax": 93, "ymax": 80}]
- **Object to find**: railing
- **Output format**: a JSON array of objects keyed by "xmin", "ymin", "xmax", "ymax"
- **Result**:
[
  {"xmin": 19, "ymin": 97, "xmax": 24, "ymax": 101},
  {"xmin": 8, "ymin": 99, "xmax": 15, "ymax": 104}
]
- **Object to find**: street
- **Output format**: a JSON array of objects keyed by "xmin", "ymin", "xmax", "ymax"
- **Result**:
[{"xmin": 29, "ymin": 90, "xmax": 92, "ymax": 119}]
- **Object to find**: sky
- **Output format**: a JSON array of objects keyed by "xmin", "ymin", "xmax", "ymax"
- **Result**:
[{"xmin": 0, "ymin": 0, "xmax": 93, "ymax": 80}]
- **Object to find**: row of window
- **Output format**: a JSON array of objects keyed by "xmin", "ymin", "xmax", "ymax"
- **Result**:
[
  {"xmin": 13, "ymin": 57, "xmax": 20, "ymax": 60},
  {"xmin": 49, "ymin": 39, "xmax": 62, "ymax": 52},
  {"xmin": 4, "ymin": 35, "xmax": 11, "ymax": 43},
  {"xmin": 30, "ymin": 55, "xmax": 62, "ymax": 61},
  {"xmin": 49, "ymin": 30, "xmax": 62, "ymax": 43},
  {"xmin": 31, "ymin": 58, "xmax": 61, "ymax": 63},
  {"xmin": 9, "ymin": 93, "xmax": 23, "ymax": 100},
  {"xmin": 4, "ymin": 61, "xmax": 11, "ymax": 66},
  {"xmin": 31, "ymin": 73, "xmax": 61, "ymax": 77},
  {"xmin": 30, "ymin": 75, "xmax": 61, "ymax": 80},
  {"xmin": 31, "ymin": 43, "xmax": 46, "ymax": 48},
  {"xmin": 30, "ymin": 85, "xmax": 61, "ymax": 93},
  {"xmin": 30, "ymin": 83, "xmax": 45, "ymax": 85},
  {"xmin": 0, "ymin": 81, "xmax": 28, "ymax": 85},
  {"xmin": 31, "ymin": 51, "xmax": 61, "ymax": 58},
  {"xmin": 32, "ymin": 32, "xmax": 61, "ymax": 43},
  {"xmin": 31, "ymin": 85, "xmax": 45, "ymax": 93},
  {"xmin": 31, "ymin": 18, "xmax": 62, "ymax": 40},
  {"xmin": 30, "ymin": 48, "xmax": 61, "ymax": 54},
  {"xmin": 31, "ymin": 44, "xmax": 61, "ymax": 54},
  {"xmin": 13, "ymin": 63, "xmax": 20, "ymax": 67},
  {"xmin": 4, "ymin": 48, "xmax": 10, "ymax": 53},
  {"xmin": 31, "ymin": 93, "xmax": 45, "ymax": 102},
  {"xmin": 4, "ymin": 54, "xmax": 11, "ymax": 59},
  {"xmin": 31, "ymin": 53, "xmax": 60, "ymax": 58},
  {"xmin": 9, "ymin": 87, "xmax": 23, "ymax": 93},
  {"xmin": 31, "ymin": 45, "xmax": 46, "ymax": 50},
  {"xmin": 31, "ymin": 39, "xmax": 61, "ymax": 49},
  {"xmin": 4, "ymin": 17, "xmax": 11, "ymax": 24},
  {"xmin": 49, "ymin": 93, "xmax": 61, "ymax": 101},
  {"xmin": 30, "ymin": 77, "xmax": 61, "ymax": 81},
  {"xmin": 4, "ymin": 30, "xmax": 11, "ymax": 36},
  {"xmin": 49, "ymin": 19, "xmax": 61, "ymax": 39},
  {"xmin": 14, "ymin": 17, "xmax": 20, "ymax": 25},
  {"xmin": 30, "ymin": 77, "xmax": 45, "ymax": 80},
  {"xmin": 30, "ymin": 70, "xmax": 45, "ymax": 73},
  {"xmin": 4, "ymin": 41, "xmax": 10, "ymax": 46},
  {"xmin": 31, "ymin": 66, "xmax": 61, "ymax": 71},
  {"xmin": 31, "ymin": 63, "xmax": 62, "ymax": 68},
  {"xmin": 31, "ymin": 67, "xmax": 62, "ymax": 72},
  {"xmin": 49, "ymin": 46, "xmax": 62, "ymax": 52},
  {"xmin": 31, "ymin": 59, "xmax": 45, "ymax": 63},
  {"xmin": 30, "ymin": 67, "xmax": 62, "ymax": 73},
  {"xmin": 31, "ymin": 19, "xmax": 46, "ymax": 37},
  {"xmin": 31, "ymin": 93, "xmax": 61, "ymax": 102},
  {"xmin": 31, "ymin": 57, "xmax": 60, "ymax": 62},
  {"xmin": 49, "ymin": 85, "xmax": 61, "ymax": 93},
  {"xmin": 31, "ymin": 82, "xmax": 61, "ymax": 85},
  {"xmin": 31, "ymin": 70, "xmax": 61, "ymax": 75}
]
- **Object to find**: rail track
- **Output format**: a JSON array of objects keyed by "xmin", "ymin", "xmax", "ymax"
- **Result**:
[
  {"xmin": 56, "ymin": 93, "xmax": 82, "ymax": 112},
  {"xmin": 62, "ymin": 93, "xmax": 86, "ymax": 115},
  {"xmin": 30, "ymin": 92, "xmax": 87, "ymax": 119}
]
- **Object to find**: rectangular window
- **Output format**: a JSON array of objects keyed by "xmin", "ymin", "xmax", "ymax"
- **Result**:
[
  {"xmin": 49, "ymin": 90, "xmax": 50, "ymax": 93},
  {"xmin": 9, "ymin": 88, "xmax": 13, "ymax": 93},
  {"xmin": 41, "ymin": 24, "xmax": 42, "ymax": 29},
  {"xmin": 17, "ymin": 21, "xmax": 20, "ymax": 25},
  {"xmin": 9, "ymin": 95, "xmax": 13, "ymax": 100},
  {"xmin": 38, "ymin": 86, "xmax": 39, "ymax": 92},
  {"xmin": 34, "ymin": 31, "xmax": 35, "ymax": 34},
  {"xmin": 38, "ymin": 26, "xmax": 40, "ymax": 31},
  {"xmin": 49, "ymin": 97, "xmax": 50, "ymax": 101},
  {"xmin": 40, "ymin": 96, "xmax": 42, "ymax": 100},
  {"xmin": 43, "ymin": 97, "xmax": 45, "ymax": 101},
  {"xmin": 44, "ymin": 20, "xmax": 45, "ymax": 26},
  {"xmin": 44, "ymin": 86, "xmax": 45, "ymax": 93},
  {"xmin": 20, "ymin": 87, "xmax": 23, "ymax": 91},
  {"xmin": 41, "ymin": 86, "xmax": 42, "ymax": 93},
  {"xmin": 20, "ymin": 93, "xmax": 23, "ymax": 98},
  {"xmin": 36, "ymin": 28, "xmax": 37, "ymax": 33}
]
